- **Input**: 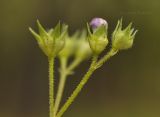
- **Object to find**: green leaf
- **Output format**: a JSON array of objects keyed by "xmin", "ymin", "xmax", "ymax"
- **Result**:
[
  {"xmin": 72, "ymin": 30, "xmax": 81, "ymax": 39},
  {"xmin": 124, "ymin": 22, "xmax": 132, "ymax": 33},
  {"xmin": 48, "ymin": 28, "xmax": 54, "ymax": 35},
  {"xmin": 80, "ymin": 29, "xmax": 87, "ymax": 39},
  {"xmin": 131, "ymin": 30, "xmax": 138, "ymax": 39},
  {"xmin": 119, "ymin": 18, "xmax": 123, "ymax": 30},
  {"xmin": 86, "ymin": 23, "xmax": 92, "ymax": 36},
  {"xmin": 52, "ymin": 21, "xmax": 61, "ymax": 38},
  {"xmin": 36, "ymin": 20, "xmax": 48, "ymax": 37},
  {"xmin": 112, "ymin": 19, "xmax": 123, "ymax": 40},
  {"xmin": 114, "ymin": 20, "xmax": 120, "ymax": 33},
  {"xmin": 29, "ymin": 27, "xmax": 41, "ymax": 41},
  {"xmin": 59, "ymin": 24, "xmax": 68, "ymax": 39},
  {"xmin": 61, "ymin": 24, "xmax": 68, "ymax": 36}
]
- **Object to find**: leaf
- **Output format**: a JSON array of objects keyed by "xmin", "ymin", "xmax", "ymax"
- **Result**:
[
  {"xmin": 29, "ymin": 27, "xmax": 41, "ymax": 41},
  {"xmin": 124, "ymin": 22, "xmax": 132, "ymax": 33},
  {"xmin": 36, "ymin": 20, "xmax": 48, "ymax": 37},
  {"xmin": 86, "ymin": 23, "xmax": 92, "ymax": 36},
  {"xmin": 131, "ymin": 30, "xmax": 138, "ymax": 39},
  {"xmin": 52, "ymin": 21, "xmax": 61, "ymax": 38},
  {"xmin": 59, "ymin": 24, "xmax": 68, "ymax": 39}
]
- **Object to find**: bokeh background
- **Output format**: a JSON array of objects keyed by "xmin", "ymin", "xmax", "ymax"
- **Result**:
[{"xmin": 0, "ymin": 0, "xmax": 160, "ymax": 117}]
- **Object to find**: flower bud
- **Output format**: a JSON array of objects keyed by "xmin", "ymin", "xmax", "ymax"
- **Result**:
[
  {"xmin": 58, "ymin": 35, "xmax": 75, "ymax": 58},
  {"xmin": 90, "ymin": 18, "xmax": 108, "ymax": 31},
  {"xmin": 112, "ymin": 19, "xmax": 138, "ymax": 50},
  {"xmin": 29, "ymin": 20, "xmax": 68, "ymax": 58},
  {"xmin": 75, "ymin": 30, "xmax": 92, "ymax": 60},
  {"xmin": 87, "ymin": 18, "xmax": 108, "ymax": 55}
]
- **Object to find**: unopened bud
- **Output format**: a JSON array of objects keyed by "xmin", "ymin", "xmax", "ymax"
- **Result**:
[{"xmin": 112, "ymin": 19, "xmax": 138, "ymax": 50}]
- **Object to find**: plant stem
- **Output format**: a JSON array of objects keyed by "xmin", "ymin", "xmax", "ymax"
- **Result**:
[
  {"xmin": 54, "ymin": 57, "xmax": 82, "ymax": 116},
  {"xmin": 56, "ymin": 56, "xmax": 98, "ymax": 117},
  {"xmin": 54, "ymin": 58, "xmax": 67, "ymax": 116},
  {"xmin": 67, "ymin": 57, "xmax": 82, "ymax": 74},
  {"xmin": 95, "ymin": 48, "xmax": 118, "ymax": 69},
  {"xmin": 48, "ymin": 57, "xmax": 55, "ymax": 117}
]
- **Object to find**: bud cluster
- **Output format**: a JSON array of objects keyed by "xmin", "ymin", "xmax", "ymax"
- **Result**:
[
  {"xmin": 29, "ymin": 18, "xmax": 138, "ymax": 117},
  {"xmin": 58, "ymin": 30, "xmax": 92, "ymax": 61},
  {"xmin": 29, "ymin": 20, "xmax": 68, "ymax": 58},
  {"xmin": 87, "ymin": 18, "xmax": 109, "ymax": 55},
  {"xmin": 29, "ymin": 18, "xmax": 138, "ymax": 59},
  {"xmin": 112, "ymin": 19, "xmax": 138, "ymax": 50}
]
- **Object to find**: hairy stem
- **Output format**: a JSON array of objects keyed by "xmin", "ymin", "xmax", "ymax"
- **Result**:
[
  {"xmin": 54, "ymin": 58, "xmax": 67, "ymax": 116},
  {"xmin": 67, "ymin": 57, "xmax": 82, "ymax": 74},
  {"xmin": 56, "ymin": 56, "xmax": 98, "ymax": 117},
  {"xmin": 54, "ymin": 57, "xmax": 82, "ymax": 116},
  {"xmin": 48, "ymin": 57, "xmax": 54, "ymax": 117},
  {"xmin": 95, "ymin": 48, "xmax": 118, "ymax": 69}
]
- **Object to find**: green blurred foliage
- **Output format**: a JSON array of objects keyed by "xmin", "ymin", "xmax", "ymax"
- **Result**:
[{"xmin": 0, "ymin": 0, "xmax": 160, "ymax": 117}]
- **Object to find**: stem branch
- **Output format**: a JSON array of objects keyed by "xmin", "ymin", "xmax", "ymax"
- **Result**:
[
  {"xmin": 54, "ymin": 58, "xmax": 67, "ymax": 116},
  {"xmin": 95, "ymin": 48, "xmax": 118, "ymax": 68},
  {"xmin": 54, "ymin": 57, "xmax": 82, "ymax": 116},
  {"xmin": 48, "ymin": 57, "xmax": 54, "ymax": 117},
  {"xmin": 56, "ymin": 56, "xmax": 98, "ymax": 117}
]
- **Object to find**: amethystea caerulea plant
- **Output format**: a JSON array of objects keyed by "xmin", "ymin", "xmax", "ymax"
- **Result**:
[{"xmin": 29, "ymin": 17, "xmax": 138, "ymax": 117}]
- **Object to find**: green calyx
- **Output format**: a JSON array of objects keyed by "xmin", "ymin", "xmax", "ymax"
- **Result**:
[
  {"xmin": 58, "ymin": 30, "xmax": 92, "ymax": 61},
  {"xmin": 29, "ymin": 20, "xmax": 68, "ymax": 58},
  {"xmin": 87, "ymin": 23, "xmax": 108, "ymax": 55},
  {"xmin": 58, "ymin": 36, "xmax": 75, "ymax": 59},
  {"xmin": 74, "ymin": 30, "xmax": 92, "ymax": 60},
  {"xmin": 112, "ymin": 19, "xmax": 138, "ymax": 50}
]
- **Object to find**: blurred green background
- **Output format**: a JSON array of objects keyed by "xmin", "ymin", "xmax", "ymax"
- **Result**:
[{"xmin": 0, "ymin": 0, "xmax": 160, "ymax": 117}]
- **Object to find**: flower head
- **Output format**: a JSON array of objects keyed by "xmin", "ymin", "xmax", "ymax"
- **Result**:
[
  {"xmin": 87, "ymin": 18, "xmax": 108, "ymax": 55},
  {"xmin": 112, "ymin": 19, "xmax": 138, "ymax": 50},
  {"xmin": 29, "ymin": 20, "xmax": 68, "ymax": 58}
]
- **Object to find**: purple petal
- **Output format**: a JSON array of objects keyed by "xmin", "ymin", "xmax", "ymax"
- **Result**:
[{"xmin": 90, "ymin": 18, "xmax": 108, "ymax": 29}]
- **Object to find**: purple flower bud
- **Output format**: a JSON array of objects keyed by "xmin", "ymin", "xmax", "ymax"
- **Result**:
[{"xmin": 90, "ymin": 18, "xmax": 108, "ymax": 30}]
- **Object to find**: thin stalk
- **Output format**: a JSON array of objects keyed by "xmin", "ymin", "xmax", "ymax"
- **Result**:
[
  {"xmin": 54, "ymin": 57, "xmax": 82, "ymax": 116},
  {"xmin": 56, "ymin": 56, "xmax": 98, "ymax": 117},
  {"xmin": 48, "ymin": 57, "xmax": 55, "ymax": 117},
  {"xmin": 67, "ymin": 57, "xmax": 82, "ymax": 74},
  {"xmin": 54, "ymin": 58, "xmax": 67, "ymax": 116},
  {"xmin": 95, "ymin": 48, "xmax": 118, "ymax": 69}
]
